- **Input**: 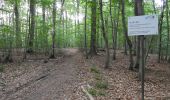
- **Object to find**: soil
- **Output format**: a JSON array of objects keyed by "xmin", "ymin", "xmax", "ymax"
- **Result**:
[
  {"xmin": 0, "ymin": 48, "xmax": 170, "ymax": 100},
  {"xmin": 0, "ymin": 49, "xmax": 87, "ymax": 100}
]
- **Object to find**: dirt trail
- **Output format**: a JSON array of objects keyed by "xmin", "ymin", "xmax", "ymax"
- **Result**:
[{"xmin": 0, "ymin": 49, "xmax": 84, "ymax": 100}]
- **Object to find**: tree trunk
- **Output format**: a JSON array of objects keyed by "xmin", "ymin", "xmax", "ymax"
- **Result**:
[
  {"xmin": 89, "ymin": 0, "xmax": 97, "ymax": 56},
  {"xmin": 134, "ymin": 0, "xmax": 145, "ymax": 70},
  {"xmin": 42, "ymin": 5, "xmax": 48, "ymax": 55},
  {"xmin": 50, "ymin": 0, "xmax": 56, "ymax": 58},
  {"xmin": 121, "ymin": 0, "xmax": 134, "ymax": 70},
  {"xmin": 158, "ymin": 1, "xmax": 166, "ymax": 63},
  {"xmin": 27, "ymin": 0, "xmax": 36, "ymax": 53},
  {"xmin": 145, "ymin": 0, "xmax": 160, "ymax": 62},
  {"xmin": 14, "ymin": 0, "xmax": 22, "ymax": 48},
  {"xmin": 84, "ymin": 0, "xmax": 88, "ymax": 59},
  {"xmin": 134, "ymin": 37, "xmax": 140, "ymax": 69},
  {"xmin": 165, "ymin": 0, "xmax": 169, "ymax": 61},
  {"xmin": 109, "ymin": 0, "xmax": 115, "ymax": 60},
  {"xmin": 99, "ymin": 0, "xmax": 110, "ymax": 68}
]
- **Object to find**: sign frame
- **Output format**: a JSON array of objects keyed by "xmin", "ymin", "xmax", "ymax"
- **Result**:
[{"xmin": 128, "ymin": 15, "xmax": 158, "ymax": 36}]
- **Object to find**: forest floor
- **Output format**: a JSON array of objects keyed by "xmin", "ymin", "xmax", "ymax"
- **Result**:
[{"xmin": 0, "ymin": 48, "xmax": 170, "ymax": 100}]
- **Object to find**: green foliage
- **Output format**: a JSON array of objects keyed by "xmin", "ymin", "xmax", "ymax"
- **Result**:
[
  {"xmin": 94, "ymin": 74, "xmax": 102, "ymax": 80},
  {"xmin": 87, "ymin": 87, "xmax": 107, "ymax": 96},
  {"xmin": 87, "ymin": 88, "xmax": 98, "ymax": 96},
  {"xmin": 90, "ymin": 66, "xmax": 100, "ymax": 74},
  {"xmin": 38, "ymin": 0, "xmax": 53, "ymax": 7},
  {"xmin": 0, "ymin": 65, "xmax": 4, "ymax": 72},
  {"xmin": 98, "ymin": 91, "xmax": 106, "ymax": 96},
  {"xmin": 95, "ymin": 81, "xmax": 108, "ymax": 89},
  {"xmin": 0, "ymin": 0, "xmax": 169, "ymax": 61}
]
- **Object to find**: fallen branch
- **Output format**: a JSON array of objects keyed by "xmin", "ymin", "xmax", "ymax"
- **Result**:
[{"xmin": 81, "ymin": 85, "xmax": 94, "ymax": 100}]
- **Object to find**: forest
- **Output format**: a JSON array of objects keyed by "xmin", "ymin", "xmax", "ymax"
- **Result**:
[{"xmin": 0, "ymin": 0, "xmax": 170, "ymax": 99}]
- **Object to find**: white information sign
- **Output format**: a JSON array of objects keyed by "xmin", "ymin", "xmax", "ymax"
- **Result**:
[{"xmin": 128, "ymin": 15, "xmax": 158, "ymax": 36}]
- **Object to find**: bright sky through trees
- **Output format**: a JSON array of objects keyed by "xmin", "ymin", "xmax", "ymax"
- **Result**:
[
  {"xmin": 155, "ymin": 0, "xmax": 163, "ymax": 6},
  {"xmin": 0, "ymin": 0, "xmax": 164, "ymax": 23}
]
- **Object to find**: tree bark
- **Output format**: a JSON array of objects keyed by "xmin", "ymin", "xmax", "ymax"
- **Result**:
[
  {"xmin": 158, "ymin": 0, "xmax": 166, "ymax": 63},
  {"xmin": 84, "ymin": 0, "xmax": 88, "ymax": 59},
  {"xmin": 165, "ymin": 0, "xmax": 169, "ymax": 61},
  {"xmin": 89, "ymin": 0, "xmax": 97, "ymax": 56},
  {"xmin": 50, "ymin": 0, "xmax": 56, "ymax": 58},
  {"xmin": 14, "ymin": 0, "xmax": 22, "ymax": 48},
  {"xmin": 99, "ymin": 0, "xmax": 110, "ymax": 68},
  {"xmin": 121, "ymin": 0, "xmax": 134, "ymax": 70},
  {"xmin": 27, "ymin": 0, "xmax": 36, "ymax": 53}
]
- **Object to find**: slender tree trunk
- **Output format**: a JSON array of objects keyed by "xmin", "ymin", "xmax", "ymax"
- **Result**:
[
  {"xmin": 109, "ymin": 0, "xmax": 115, "ymax": 60},
  {"xmin": 145, "ymin": 0, "xmax": 159, "ymax": 61},
  {"xmin": 158, "ymin": 1, "xmax": 166, "ymax": 63},
  {"xmin": 42, "ymin": 5, "xmax": 48, "ymax": 55},
  {"xmin": 89, "ymin": 0, "xmax": 97, "ymax": 56},
  {"xmin": 5, "ymin": 12, "xmax": 13, "ymax": 63},
  {"xmin": 121, "ymin": 0, "xmax": 134, "ymax": 70},
  {"xmin": 99, "ymin": 0, "xmax": 110, "ymax": 68},
  {"xmin": 152, "ymin": 0, "xmax": 156, "ymax": 13},
  {"xmin": 62, "ymin": 13, "xmax": 64, "ymax": 48},
  {"xmin": 27, "ymin": 0, "xmax": 36, "ymax": 53},
  {"xmin": 84, "ymin": 0, "xmax": 88, "ymax": 59},
  {"xmin": 124, "ymin": 41, "xmax": 128, "ymax": 55},
  {"xmin": 66, "ymin": 11, "xmax": 68, "ymax": 47},
  {"xmin": 23, "ymin": 10, "xmax": 29, "ymax": 60},
  {"xmin": 77, "ymin": 0, "xmax": 80, "ymax": 47},
  {"xmin": 61, "ymin": 0, "xmax": 65, "ymax": 48},
  {"xmin": 50, "ymin": 0, "xmax": 56, "ymax": 58},
  {"xmin": 112, "ymin": 2, "xmax": 120, "ymax": 60},
  {"xmin": 14, "ymin": 0, "xmax": 22, "ymax": 48},
  {"xmin": 165, "ymin": 1, "xmax": 169, "ymax": 61}
]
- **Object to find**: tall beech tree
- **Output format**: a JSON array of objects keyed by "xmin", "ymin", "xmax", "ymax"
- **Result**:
[
  {"xmin": 89, "ymin": 0, "xmax": 97, "ymax": 56},
  {"xmin": 27, "ymin": 0, "xmax": 36, "ymax": 53},
  {"xmin": 84, "ymin": 0, "xmax": 88, "ymax": 59},
  {"xmin": 14, "ymin": 0, "xmax": 22, "ymax": 48},
  {"xmin": 158, "ymin": 0, "xmax": 166, "ymax": 63},
  {"xmin": 99, "ymin": 0, "xmax": 110, "ymax": 68},
  {"xmin": 50, "ymin": 0, "xmax": 56, "ymax": 58},
  {"xmin": 121, "ymin": 0, "xmax": 134, "ymax": 70}
]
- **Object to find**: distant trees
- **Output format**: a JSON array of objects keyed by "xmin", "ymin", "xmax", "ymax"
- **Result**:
[{"xmin": 0, "ymin": 0, "xmax": 169, "ymax": 65}]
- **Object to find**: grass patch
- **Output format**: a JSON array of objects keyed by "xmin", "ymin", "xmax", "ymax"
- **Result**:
[
  {"xmin": 0, "ymin": 65, "xmax": 4, "ymax": 72},
  {"xmin": 89, "ymin": 66, "xmax": 108, "ymax": 97},
  {"xmin": 95, "ymin": 81, "xmax": 108, "ymax": 89},
  {"xmin": 94, "ymin": 74, "xmax": 102, "ymax": 80},
  {"xmin": 98, "ymin": 91, "xmax": 107, "ymax": 96},
  {"xmin": 87, "ymin": 88, "xmax": 107, "ymax": 96},
  {"xmin": 87, "ymin": 88, "xmax": 97, "ymax": 96},
  {"xmin": 90, "ymin": 66, "xmax": 100, "ymax": 74}
]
